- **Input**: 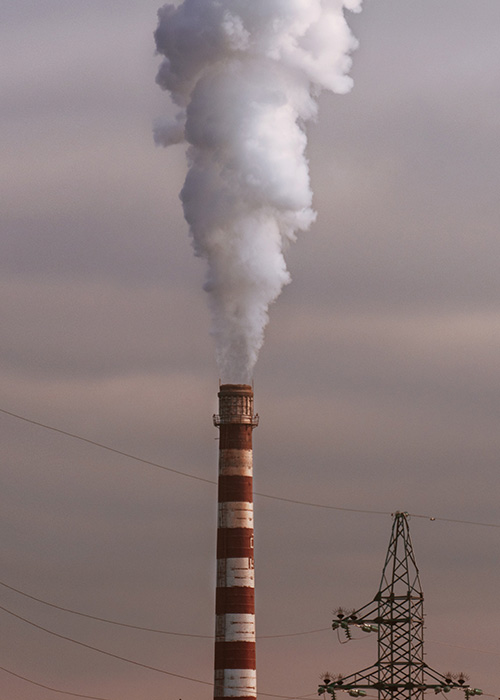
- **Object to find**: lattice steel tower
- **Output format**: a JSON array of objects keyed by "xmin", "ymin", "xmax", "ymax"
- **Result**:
[{"xmin": 318, "ymin": 512, "xmax": 482, "ymax": 700}]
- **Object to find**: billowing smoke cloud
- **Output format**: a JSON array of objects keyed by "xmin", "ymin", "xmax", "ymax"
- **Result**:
[{"xmin": 155, "ymin": 0, "xmax": 362, "ymax": 383}]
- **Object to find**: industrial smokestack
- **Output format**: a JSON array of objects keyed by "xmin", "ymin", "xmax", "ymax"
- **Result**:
[{"xmin": 213, "ymin": 384, "xmax": 259, "ymax": 700}]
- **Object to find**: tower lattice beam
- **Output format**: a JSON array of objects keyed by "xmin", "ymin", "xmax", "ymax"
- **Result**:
[{"xmin": 318, "ymin": 512, "xmax": 482, "ymax": 700}]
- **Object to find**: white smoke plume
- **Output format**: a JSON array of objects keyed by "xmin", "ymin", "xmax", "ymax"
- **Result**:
[{"xmin": 154, "ymin": 0, "xmax": 362, "ymax": 383}]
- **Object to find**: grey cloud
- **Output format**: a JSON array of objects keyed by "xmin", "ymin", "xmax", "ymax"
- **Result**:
[{"xmin": 1, "ymin": 1, "xmax": 500, "ymax": 699}]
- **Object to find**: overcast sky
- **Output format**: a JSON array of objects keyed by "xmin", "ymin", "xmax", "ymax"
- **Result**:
[{"xmin": 1, "ymin": 1, "xmax": 500, "ymax": 699}]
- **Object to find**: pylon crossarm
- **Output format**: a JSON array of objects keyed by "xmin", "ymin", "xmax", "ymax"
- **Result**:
[
  {"xmin": 319, "ymin": 669, "xmax": 477, "ymax": 696},
  {"xmin": 422, "ymin": 667, "xmax": 456, "ymax": 685},
  {"xmin": 332, "ymin": 600, "xmax": 379, "ymax": 636},
  {"xmin": 428, "ymin": 684, "xmax": 483, "ymax": 699},
  {"xmin": 422, "ymin": 667, "xmax": 483, "ymax": 698},
  {"xmin": 319, "ymin": 664, "xmax": 380, "ymax": 695}
]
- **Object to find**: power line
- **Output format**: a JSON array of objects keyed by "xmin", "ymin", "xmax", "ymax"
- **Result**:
[
  {"xmin": 0, "ymin": 579, "xmax": 211, "ymax": 638},
  {"xmin": 3, "ymin": 407, "xmax": 500, "ymax": 528},
  {"xmin": 0, "ymin": 578, "xmax": 328, "ymax": 640},
  {"xmin": 253, "ymin": 489, "xmax": 389, "ymax": 516},
  {"xmin": 0, "ymin": 626, "xmax": 495, "ymax": 700},
  {"xmin": 0, "ymin": 602, "xmax": 213, "ymax": 687},
  {"xmin": 5, "ymin": 576, "xmax": 500, "ymax": 656},
  {"xmin": 427, "ymin": 639, "xmax": 500, "ymax": 658},
  {"xmin": 0, "ymin": 407, "xmax": 387, "ymax": 516},
  {"xmin": 405, "ymin": 512, "xmax": 500, "ymax": 529},
  {"xmin": 258, "ymin": 628, "xmax": 328, "ymax": 639},
  {"xmin": 0, "ymin": 661, "xmax": 316, "ymax": 700},
  {"xmin": 0, "ymin": 602, "xmax": 314, "ymax": 700},
  {"xmin": 0, "ymin": 407, "xmax": 215, "ymax": 486},
  {"xmin": 0, "ymin": 664, "xmax": 111, "ymax": 700}
]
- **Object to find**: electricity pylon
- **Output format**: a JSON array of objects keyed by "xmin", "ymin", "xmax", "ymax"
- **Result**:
[{"xmin": 318, "ymin": 512, "xmax": 482, "ymax": 700}]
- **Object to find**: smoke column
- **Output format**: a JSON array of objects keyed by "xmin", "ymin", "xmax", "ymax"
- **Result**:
[{"xmin": 154, "ymin": 0, "xmax": 362, "ymax": 382}]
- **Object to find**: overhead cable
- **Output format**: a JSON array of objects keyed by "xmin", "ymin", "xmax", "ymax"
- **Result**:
[
  {"xmin": 0, "ymin": 602, "xmax": 212, "ymax": 686},
  {"xmin": 0, "ymin": 579, "xmax": 211, "ymax": 637},
  {"xmin": 0, "ymin": 602, "xmax": 314, "ymax": 700},
  {"xmin": 5, "ymin": 576, "xmax": 500, "ymax": 657},
  {"xmin": 0, "ymin": 662, "xmax": 315, "ymax": 700},
  {"xmin": 0, "ymin": 407, "xmax": 215, "ymax": 485},
  {"xmin": 2, "ymin": 406, "xmax": 500, "ymax": 528},
  {"xmin": 0, "ymin": 664, "xmax": 110, "ymax": 700},
  {"xmin": 0, "ymin": 578, "xmax": 328, "ymax": 639}
]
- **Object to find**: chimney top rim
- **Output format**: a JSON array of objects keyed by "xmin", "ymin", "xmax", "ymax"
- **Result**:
[{"xmin": 218, "ymin": 383, "xmax": 253, "ymax": 395}]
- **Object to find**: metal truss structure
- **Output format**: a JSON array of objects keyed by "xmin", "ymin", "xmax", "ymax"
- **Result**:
[{"xmin": 318, "ymin": 512, "xmax": 482, "ymax": 700}]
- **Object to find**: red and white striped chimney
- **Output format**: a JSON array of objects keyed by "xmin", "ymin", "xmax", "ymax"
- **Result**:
[{"xmin": 213, "ymin": 384, "xmax": 259, "ymax": 700}]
